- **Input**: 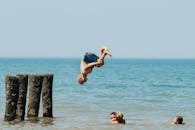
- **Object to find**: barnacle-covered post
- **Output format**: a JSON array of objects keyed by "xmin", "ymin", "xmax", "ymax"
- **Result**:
[
  {"xmin": 4, "ymin": 76, "xmax": 19, "ymax": 121},
  {"xmin": 27, "ymin": 74, "xmax": 43, "ymax": 119},
  {"xmin": 15, "ymin": 74, "xmax": 28, "ymax": 121},
  {"xmin": 42, "ymin": 74, "xmax": 53, "ymax": 117}
]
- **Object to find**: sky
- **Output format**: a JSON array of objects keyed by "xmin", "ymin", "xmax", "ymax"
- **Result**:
[{"xmin": 0, "ymin": 0, "xmax": 194, "ymax": 58}]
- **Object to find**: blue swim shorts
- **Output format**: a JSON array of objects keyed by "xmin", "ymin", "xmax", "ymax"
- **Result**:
[{"xmin": 83, "ymin": 52, "xmax": 99, "ymax": 63}]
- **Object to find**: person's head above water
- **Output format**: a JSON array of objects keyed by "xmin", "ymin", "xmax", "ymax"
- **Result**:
[
  {"xmin": 172, "ymin": 115, "xmax": 184, "ymax": 125},
  {"xmin": 110, "ymin": 112, "xmax": 126, "ymax": 124},
  {"xmin": 116, "ymin": 112, "xmax": 126, "ymax": 124},
  {"xmin": 110, "ymin": 112, "xmax": 118, "ymax": 124}
]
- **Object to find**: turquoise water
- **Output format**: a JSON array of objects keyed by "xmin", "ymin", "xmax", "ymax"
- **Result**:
[{"xmin": 0, "ymin": 58, "xmax": 195, "ymax": 130}]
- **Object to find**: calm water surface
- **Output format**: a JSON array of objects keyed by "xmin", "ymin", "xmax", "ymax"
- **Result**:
[{"xmin": 0, "ymin": 58, "xmax": 195, "ymax": 130}]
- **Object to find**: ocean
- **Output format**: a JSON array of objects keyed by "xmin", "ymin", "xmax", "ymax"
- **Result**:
[{"xmin": 0, "ymin": 58, "xmax": 195, "ymax": 130}]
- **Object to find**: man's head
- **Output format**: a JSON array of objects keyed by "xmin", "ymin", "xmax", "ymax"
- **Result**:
[
  {"xmin": 172, "ymin": 116, "xmax": 183, "ymax": 124},
  {"xmin": 77, "ymin": 74, "xmax": 87, "ymax": 84},
  {"xmin": 110, "ymin": 112, "xmax": 117, "ymax": 123}
]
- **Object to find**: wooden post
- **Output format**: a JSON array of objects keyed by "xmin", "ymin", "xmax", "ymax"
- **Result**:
[
  {"xmin": 15, "ymin": 74, "xmax": 28, "ymax": 121},
  {"xmin": 4, "ymin": 76, "xmax": 19, "ymax": 121},
  {"xmin": 27, "ymin": 75, "xmax": 43, "ymax": 118},
  {"xmin": 42, "ymin": 74, "xmax": 53, "ymax": 117}
]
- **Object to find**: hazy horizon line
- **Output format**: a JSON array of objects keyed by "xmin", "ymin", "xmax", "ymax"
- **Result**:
[{"xmin": 0, "ymin": 56, "xmax": 195, "ymax": 60}]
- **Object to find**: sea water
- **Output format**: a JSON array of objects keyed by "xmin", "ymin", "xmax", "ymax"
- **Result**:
[{"xmin": 0, "ymin": 58, "xmax": 195, "ymax": 130}]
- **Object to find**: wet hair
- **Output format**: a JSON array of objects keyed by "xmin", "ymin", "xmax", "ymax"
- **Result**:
[
  {"xmin": 110, "ymin": 112, "xmax": 117, "ymax": 115},
  {"xmin": 174, "ymin": 116, "xmax": 183, "ymax": 124},
  {"xmin": 116, "ymin": 112, "xmax": 126, "ymax": 124}
]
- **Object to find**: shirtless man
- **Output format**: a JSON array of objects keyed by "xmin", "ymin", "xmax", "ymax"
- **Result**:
[{"xmin": 77, "ymin": 46, "xmax": 111, "ymax": 84}]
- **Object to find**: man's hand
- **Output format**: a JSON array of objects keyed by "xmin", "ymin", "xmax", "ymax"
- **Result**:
[{"xmin": 96, "ymin": 59, "xmax": 104, "ymax": 67}]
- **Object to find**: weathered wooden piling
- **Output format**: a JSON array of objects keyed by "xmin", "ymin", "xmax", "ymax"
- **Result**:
[
  {"xmin": 15, "ymin": 74, "xmax": 28, "ymax": 121},
  {"xmin": 4, "ymin": 76, "xmax": 19, "ymax": 121},
  {"xmin": 42, "ymin": 74, "xmax": 53, "ymax": 117},
  {"xmin": 27, "ymin": 75, "xmax": 43, "ymax": 118}
]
